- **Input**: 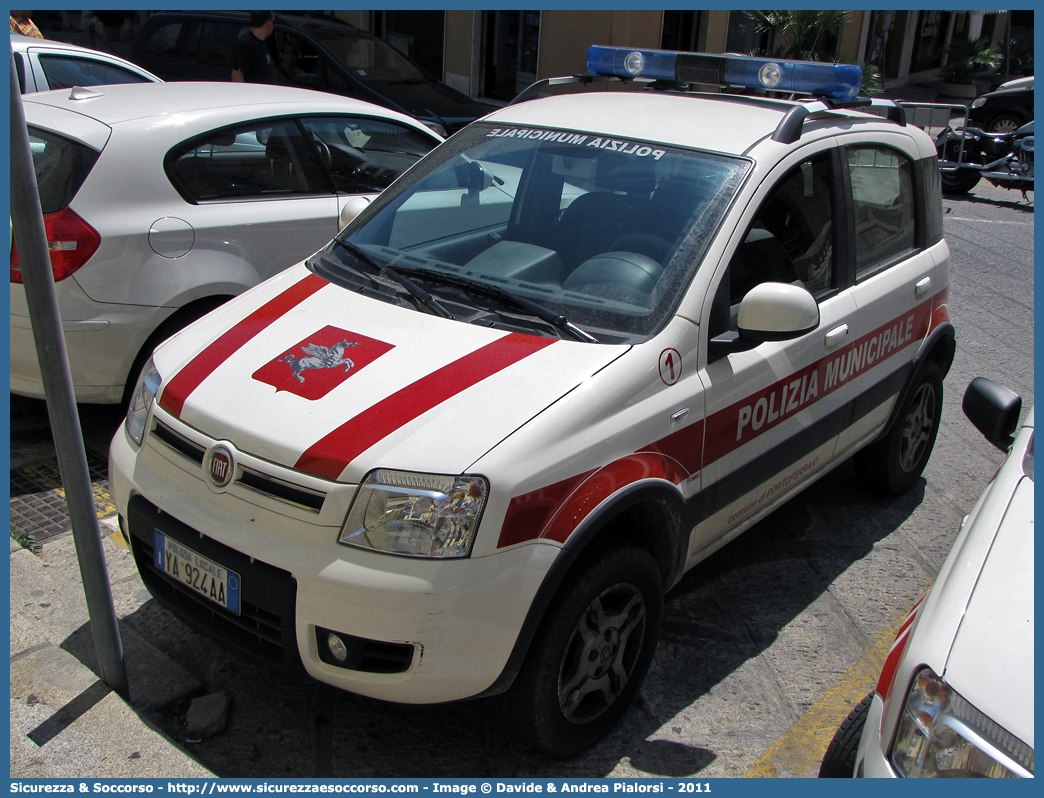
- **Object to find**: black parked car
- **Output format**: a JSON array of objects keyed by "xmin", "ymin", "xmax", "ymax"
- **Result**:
[
  {"xmin": 967, "ymin": 77, "xmax": 1034, "ymax": 134},
  {"xmin": 128, "ymin": 11, "xmax": 493, "ymax": 135}
]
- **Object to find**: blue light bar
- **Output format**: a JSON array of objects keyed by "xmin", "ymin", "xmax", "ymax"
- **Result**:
[{"xmin": 586, "ymin": 46, "xmax": 862, "ymax": 101}]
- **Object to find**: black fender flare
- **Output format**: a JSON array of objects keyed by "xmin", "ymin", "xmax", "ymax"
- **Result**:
[{"xmin": 472, "ymin": 478, "xmax": 693, "ymax": 699}]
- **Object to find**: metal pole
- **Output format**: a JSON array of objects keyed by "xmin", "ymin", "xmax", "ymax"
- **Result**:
[{"xmin": 9, "ymin": 59, "xmax": 129, "ymax": 699}]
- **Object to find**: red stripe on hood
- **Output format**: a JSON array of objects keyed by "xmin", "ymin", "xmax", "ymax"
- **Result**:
[
  {"xmin": 296, "ymin": 332, "xmax": 557, "ymax": 481},
  {"xmin": 158, "ymin": 273, "xmax": 327, "ymax": 419}
]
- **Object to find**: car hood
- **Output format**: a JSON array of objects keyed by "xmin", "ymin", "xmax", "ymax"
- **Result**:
[
  {"xmin": 944, "ymin": 470, "xmax": 1034, "ymax": 747},
  {"xmin": 365, "ymin": 78, "xmax": 493, "ymax": 128},
  {"xmin": 152, "ymin": 265, "xmax": 626, "ymax": 484}
]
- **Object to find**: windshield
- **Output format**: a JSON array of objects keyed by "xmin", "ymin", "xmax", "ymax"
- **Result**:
[
  {"xmin": 322, "ymin": 122, "xmax": 749, "ymax": 342},
  {"xmin": 314, "ymin": 28, "xmax": 428, "ymax": 84}
]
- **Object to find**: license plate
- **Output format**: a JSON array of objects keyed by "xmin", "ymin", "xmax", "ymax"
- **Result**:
[{"xmin": 154, "ymin": 530, "xmax": 241, "ymax": 615}]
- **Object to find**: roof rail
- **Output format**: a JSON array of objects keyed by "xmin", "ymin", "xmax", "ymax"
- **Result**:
[{"xmin": 771, "ymin": 96, "xmax": 907, "ymax": 144}]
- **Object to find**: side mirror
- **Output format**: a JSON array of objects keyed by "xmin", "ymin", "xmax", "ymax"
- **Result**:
[
  {"xmin": 963, "ymin": 377, "xmax": 1022, "ymax": 451},
  {"xmin": 338, "ymin": 196, "xmax": 371, "ymax": 229},
  {"xmin": 709, "ymin": 282, "xmax": 820, "ymax": 360}
]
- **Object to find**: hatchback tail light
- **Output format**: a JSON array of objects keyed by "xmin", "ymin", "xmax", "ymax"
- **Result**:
[{"xmin": 10, "ymin": 208, "xmax": 101, "ymax": 284}]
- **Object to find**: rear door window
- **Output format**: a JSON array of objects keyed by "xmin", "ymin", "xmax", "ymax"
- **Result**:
[
  {"xmin": 26, "ymin": 127, "xmax": 100, "ymax": 213},
  {"xmin": 38, "ymin": 55, "xmax": 152, "ymax": 90},
  {"xmin": 848, "ymin": 146, "xmax": 916, "ymax": 280},
  {"xmin": 168, "ymin": 119, "xmax": 330, "ymax": 202}
]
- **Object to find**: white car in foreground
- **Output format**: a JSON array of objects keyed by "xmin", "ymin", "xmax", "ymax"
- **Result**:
[
  {"xmin": 111, "ymin": 48, "xmax": 956, "ymax": 755},
  {"xmin": 821, "ymin": 377, "xmax": 1033, "ymax": 778},
  {"xmin": 12, "ymin": 82, "xmax": 440, "ymax": 403},
  {"xmin": 10, "ymin": 32, "xmax": 161, "ymax": 93}
]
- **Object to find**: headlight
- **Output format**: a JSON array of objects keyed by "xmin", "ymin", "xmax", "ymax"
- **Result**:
[
  {"xmin": 890, "ymin": 668, "xmax": 1034, "ymax": 777},
  {"xmin": 970, "ymin": 97, "xmax": 987, "ymax": 109},
  {"xmin": 340, "ymin": 469, "xmax": 488, "ymax": 558},
  {"xmin": 125, "ymin": 358, "xmax": 161, "ymax": 446}
]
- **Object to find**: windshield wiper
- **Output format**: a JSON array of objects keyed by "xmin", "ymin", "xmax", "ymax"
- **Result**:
[
  {"xmin": 394, "ymin": 266, "xmax": 598, "ymax": 343},
  {"xmin": 331, "ymin": 242, "xmax": 454, "ymax": 320}
]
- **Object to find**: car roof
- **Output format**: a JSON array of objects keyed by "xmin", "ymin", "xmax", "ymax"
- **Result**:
[
  {"xmin": 483, "ymin": 90, "xmax": 908, "ymax": 158},
  {"xmin": 21, "ymin": 81, "xmax": 438, "ymax": 134},
  {"xmin": 9, "ymin": 32, "xmax": 162, "ymax": 80}
]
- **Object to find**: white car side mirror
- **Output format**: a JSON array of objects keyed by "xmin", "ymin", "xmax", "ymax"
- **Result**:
[
  {"xmin": 738, "ymin": 282, "xmax": 820, "ymax": 341},
  {"xmin": 339, "ymin": 196, "xmax": 371, "ymax": 230}
]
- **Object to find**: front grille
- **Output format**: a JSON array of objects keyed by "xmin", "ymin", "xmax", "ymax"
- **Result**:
[
  {"xmin": 152, "ymin": 420, "xmax": 326, "ymax": 513},
  {"xmin": 128, "ymin": 494, "xmax": 307, "ymax": 680}
]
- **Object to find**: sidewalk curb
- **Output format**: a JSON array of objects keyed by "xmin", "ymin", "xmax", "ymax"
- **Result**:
[{"xmin": 10, "ymin": 531, "xmax": 215, "ymax": 778}]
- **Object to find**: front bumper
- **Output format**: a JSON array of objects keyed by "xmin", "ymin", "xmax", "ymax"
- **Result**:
[
  {"xmin": 109, "ymin": 408, "xmax": 560, "ymax": 703},
  {"xmin": 854, "ymin": 693, "xmax": 898, "ymax": 778}
]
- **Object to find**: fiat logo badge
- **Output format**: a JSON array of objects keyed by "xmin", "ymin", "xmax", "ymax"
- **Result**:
[{"xmin": 208, "ymin": 446, "xmax": 234, "ymax": 488}]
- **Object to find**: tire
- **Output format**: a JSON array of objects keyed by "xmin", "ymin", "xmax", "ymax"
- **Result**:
[
  {"xmin": 500, "ymin": 543, "xmax": 664, "ymax": 756},
  {"xmin": 819, "ymin": 693, "xmax": 873, "ymax": 778},
  {"xmin": 940, "ymin": 168, "xmax": 981, "ymax": 194},
  {"xmin": 856, "ymin": 361, "xmax": 943, "ymax": 495},
  {"xmin": 987, "ymin": 113, "xmax": 1024, "ymax": 135}
]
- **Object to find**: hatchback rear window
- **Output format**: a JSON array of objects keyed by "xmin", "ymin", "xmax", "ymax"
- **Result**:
[{"xmin": 26, "ymin": 127, "xmax": 100, "ymax": 214}]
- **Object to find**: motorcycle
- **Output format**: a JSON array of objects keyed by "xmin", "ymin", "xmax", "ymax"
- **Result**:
[{"xmin": 935, "ymin": 120, "xmax": 1034, "ymax": 197}]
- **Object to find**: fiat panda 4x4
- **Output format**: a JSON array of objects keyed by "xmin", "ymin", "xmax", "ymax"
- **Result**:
[{"xmin": 111, "ymin": 48, "xmax": 955, "ymax": 755}]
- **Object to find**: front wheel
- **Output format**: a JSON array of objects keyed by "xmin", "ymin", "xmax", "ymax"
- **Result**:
[
  {"xmin": 819, "ymin": 693, "xmax": 873, "ymax": 777},
  {"xmin": 500, "ymin": 543, "xmax": 664, "ymax": 756},
  {"xmin": 855, "ymin": 361, "xmax": 943, "ymax": 495}
]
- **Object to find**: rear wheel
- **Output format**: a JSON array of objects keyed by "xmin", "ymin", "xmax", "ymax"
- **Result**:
[
  {"xmin": 939, "ymin": 139, "xmax": 982, "ymax": 194},
  {"xmin": 940, "ymin": 167, "xmax": 981, "ymax": 194},
  {"xmin": 856, "ymin": 362, "xmax": 943, "ymax": 494},
  {"xmin": 819, "ymin": 693, "xmax": 873, "ymax": 777},
  {"xmin": 500, "ymin": 543, "xmax": 663, "ymax": 756}
]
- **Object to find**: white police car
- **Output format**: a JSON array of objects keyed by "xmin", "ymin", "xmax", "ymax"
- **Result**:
[{"xmin": 110, "ymin": 48, "xmax": 955, "ymax": 755}]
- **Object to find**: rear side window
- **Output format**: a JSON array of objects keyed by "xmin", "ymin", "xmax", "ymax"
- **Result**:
[
  {"xmin": 139, "ymin": 22, "xmax": 183, "ymax": 57},
  {"xmin": 38, "ymin": 55, "xmax": 151, "ymax": 91},
  {"xmin": 26, "ymin": 127, "xmax": 100, "ymax": 213},
  {"xmin": 168, "ymin": 120, "xmax": 329, "ymax": 202},
  {"xmin": 848, "ymin": 146, "xmax": 916, "ymax": 279},
  {"xmin": 195, "ymin": 22, "xmax": 242, "ymax": 69}
]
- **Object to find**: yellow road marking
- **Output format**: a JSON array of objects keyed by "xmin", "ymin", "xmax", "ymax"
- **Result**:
[{"xmin": 742, "ymin": 596, "xmax": 929, "ymax": 778}]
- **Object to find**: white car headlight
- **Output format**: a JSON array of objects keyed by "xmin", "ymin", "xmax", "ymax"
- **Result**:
[
  {"xmin": 890, "ymin": 668, "xmax": 1034, "ymax": 778},
  {"xmin": 125, "ymin": 358, "xmax": 161, "ymax": 446},
  {"xmin": 340, "ymin": 470, "xmax": 488, "ymax": 558}
]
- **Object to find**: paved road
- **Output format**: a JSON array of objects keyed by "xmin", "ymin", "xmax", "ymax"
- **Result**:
[{"xmin": 9, "ymin": 180, "xmax": 1032, "ymax": 778}]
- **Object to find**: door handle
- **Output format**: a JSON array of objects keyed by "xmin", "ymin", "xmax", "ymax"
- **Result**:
[
  {"xmin": 825, "ymin": 324, "xmax": 849, "ymax": 348},
  {"xmin": 915, "ymin": 276, "xmax": 932, "ymax": 297}
]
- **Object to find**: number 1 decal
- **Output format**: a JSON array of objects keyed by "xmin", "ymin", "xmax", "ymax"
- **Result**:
[{"xmin": 659, "ymin": 348, "xmax": 682, "ymax": 385}]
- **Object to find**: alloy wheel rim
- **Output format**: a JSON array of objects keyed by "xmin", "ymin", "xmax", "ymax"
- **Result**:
[
  {"xmin": 558, "ymin": 582, "xmax": 647, "ymax": 723},
  {"xmin": 898, "ymin": 382, "xmax": 936, "ymax": 472}
]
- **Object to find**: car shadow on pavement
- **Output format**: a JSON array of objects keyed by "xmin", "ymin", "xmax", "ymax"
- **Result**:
[{"xmin": 51, "ymin": 459, "xmax": 925, "ymax": 778}]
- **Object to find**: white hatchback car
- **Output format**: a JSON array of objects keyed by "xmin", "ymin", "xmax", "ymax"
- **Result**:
[
  {"xmin": 12, "ymin": 82, "xmax": 441, "ymax": 403},
  {"xmin": 110, "ymin": 49, "xmax": 956, "ymax": 754},
  {"xmin": 822, "ymin": 378, "xmax": 1033, "ymax": 778},
  {"xmin": 10, "ymin": 32, "xmax": 161, "ymax": 93}
]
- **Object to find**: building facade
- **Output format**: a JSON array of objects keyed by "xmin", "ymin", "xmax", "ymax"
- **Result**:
[{"xmin": 333, "ymin": 9, "xmax": 1030, "ymax": 103}]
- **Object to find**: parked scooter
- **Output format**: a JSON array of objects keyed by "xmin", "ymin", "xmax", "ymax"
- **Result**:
[{"xmin": 936, "ymin": 121, "xmax": 1034, "ymax": 197}]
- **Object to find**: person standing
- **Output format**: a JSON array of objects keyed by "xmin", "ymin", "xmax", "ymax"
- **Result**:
[
  {"xmin": 10, "ymin": 10, "xmax": 43, "ymax": 38},
  {"xmin": 231, "ymin": 10, "xmax": 276, "ymax": 83}
]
